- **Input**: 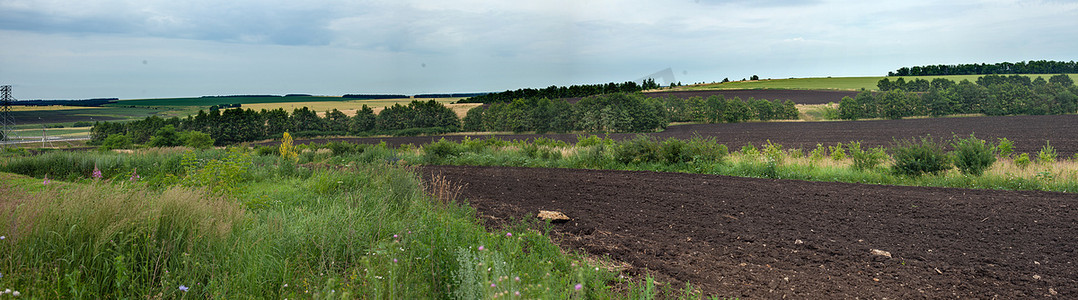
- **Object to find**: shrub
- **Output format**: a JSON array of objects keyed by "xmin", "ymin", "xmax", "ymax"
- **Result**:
[
  {"xmin": 660, "ymin": 138, "xmax": 691, "ymax": 164},
  {"xmin": 809, "ymin": 144, "xmax": 827, "ymax": 161},
  {"xmin": 951, "ymin": 134, "xmax": 997, "ymax": 176},
  {"xmin": 613, "ymin": 135, "xmax": 661, "ymax": 164},
  {"xmin": 100, "ymin": 134, "xmax": 133, "ymax": 151},
  {"xmin": 423, "ymin": 138, "xmax": 464, "ymax": 163},
  {"xmin": 1015, "ymin": 153, "xmax": 1032, "ymax": 169},
  {"xmin": 684, "ymin": 136, "xmax": 728, "ymax": 163},
  {"xmin": 1038, "ymin": 141, "xmax": 1057, "ymax": 164},
  {"xmin": 326, "ymin": 141, "xmax": 366, "ymax": 155},
  {"xmin": 148, "ymin": 125, "xmax": 183, "ymax": 147},
  {"xmin": 279, "ymin": 132, "xmax": 299, "ymax": 162},
  {"xmin": 891, "ymin": 136, "xmax": 952, "ymax": 177},
  {"xmin": 575, "ymin": 134, "xmax": 612, "ymax": 148},
  {"xmin": 740, "ymin": 144, "xmax": 759, "ymax": 156},
  {"xmin": 180, "ymin": 131, "xmax": 214, "ymax": 149},
  {"xmin": 996, "ymin": 138, "xmax": 1014, "ymax": 158},
  {"xmin": 847, "ymin": 141, "xmax": 888, "ymax": 171},
  {"xmin": 829, "ymin": 143, "xmax": 846, "ymax": 161}
]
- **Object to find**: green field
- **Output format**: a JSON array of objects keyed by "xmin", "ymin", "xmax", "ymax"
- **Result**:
[
  {"xmin": 687, "ymin": 74, "xmax": 1078, "ymax": 91},
  {"xmin": 115, "ymin": 96, "xmax": 357, "ymax": 107}
]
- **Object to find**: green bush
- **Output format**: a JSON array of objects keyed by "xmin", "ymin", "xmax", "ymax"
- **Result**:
[
  {"xmin": 148, "ymin": 125, "xmax": 183, "ymax": 147},
  {"xmin": 891, "ymin": 136, "xmax": 952, "ymax": 177},
  {"xmin": 1038, "ymin": 141, "xmax": 1057, "ymax": 163},
  {"xmin": 100, "ymin": 134, "xmax": 133, "ymax": 151},
  {"xmin": 660, "ymin": 138, "xmax": 691, "ymax": 164},
  {"xmin": 423, "ymin": 138, "xmax": 464, "ymax": 163},
  {"xmin": 829, "ymin": 143, "xmax": 846, "ymax": 160},
  {"xmin": 613, "ymin": 135, "xmax": 661, "ymax": 164},
  {"xmin": 326, "ymin": 141, "xmax": 366, "ymax": 155},
  {"xmin": 809, "ymin": 144, "xmax": 827, "ymax": 161},
  {"xmin": 683, "ymin": 136, "xmax": 728, "ymax": 163},
  {"xmin": 180, "ymin": 131, "xmax": 214, "ymax": 149},
  {"xmin": 847, "ymin": 141, "xmax": 888, "ymax": 171},
  {"xmin": 1015, "ymin": 153, "xmax": 1032, "ymax": 169},
  {"xmin": 951, "ymin": 134, "xmax": 997, "ymax": 176},
  {"xmin": 996, "ymin": 138, "xmax": 1014, "ymax": 158}
]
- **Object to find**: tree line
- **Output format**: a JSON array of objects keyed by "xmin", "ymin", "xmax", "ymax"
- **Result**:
[
  {"xmin": 459, "ymin": 79, "xmax": 661, "ymax": 104},
  {"xmin": 92, "ymin": 92, "xmax": 803, "ymax": 147},
  {"xmin": 462, "ymin": 93, "xmax": 799, "ymax": 133},
  {"xmin": 840, "ymin": 74, "xmax": 1078, "ymax": 120},
  {"xmin": 888, "ymin": 60, "xmax": 1078, "ymax": 76},
  {"xmin": 90, "ymin": 100, "xmax": 460, "ymax": 146}
]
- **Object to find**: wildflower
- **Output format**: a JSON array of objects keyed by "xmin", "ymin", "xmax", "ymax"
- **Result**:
[
  {"xmin": 393, "ymin": 234, "xmax": 399, "ymax": 238},
  {"xmin": 43, "ymin": 174, "xmax": 49, "ymax": 185},
  {"xmin": 0, "ymin": 236, "xmax": 4, "ymax": 240},
  {"xmin": 3, "ymin": 289, "xmax": 9, "ymax": 294},
  {"xmin": 393, "ymin": 258, "xmax": 398, "ymax": 263},
  {"xmin": 574, "ymin": 283, "xmax": 583, "ymax": 291},
  {"xmin": 490, "ymin": 283, "xmax": 496, "ymax": 288},
  {"xmin": 514, "ymin": 276, "xmax": 520, "ymax": 282},
  {"xmin": 515, "ymin": 291, "xmax": 521, "ymax": 296},
  {"xmin": 283, "ymin": 284, "xmax": 288, "ymax": 287},
  {"xmin": 506, "ymin": 232, "xmax": 513, "ymax": 237},
  {"xmin": 129, "ymin": 168, "xmax": 139, "ymax": 182},
  {"xmin": 179, "ymin": 285, "xmax": 189, "ymax": 292},
  {"xmin": 478, "ymin": 245, "xmax": 485, "ymax": 251},
  {"xmin": 11, "ymin": 291, "xmax": 18, "ymax": 297},
  {"xmin": 92, "ymin": 164, "xmax": 102, "ymax": 179}
]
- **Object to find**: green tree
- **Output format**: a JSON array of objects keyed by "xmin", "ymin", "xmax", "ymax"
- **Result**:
[
  {"xmin": 838, "ymin": 96, "xmax": 861, "ymax": 120},
  {"xmin": 350, "ymin": 105, "xmax": 376, "ymax": 133},
  {"xmin": 100, "ymin": 134, "xmax": 133, "ymax": 151},
  {"xmin": 879, "ymin": 90, "xmax": 911, "ymax": 119},
  {"xmin": 323, "ymin": 109, "xmax": 350, "ymax": 132},
  {"xmin": 180, "ymin": 131, "xmax": 214, "ymax": 149},
  {"xmin": 148, "ymin": 125, "xmax": 183, "ymax": 147}
]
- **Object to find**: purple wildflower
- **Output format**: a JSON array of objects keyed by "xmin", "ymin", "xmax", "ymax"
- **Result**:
[
  {"xmin": 92, "ymin": 164, "xmax": 102, "ymax": 179},
  {"xmin": 393, "ymin": 258, "xmax": 398, "ymax": 263},
  {"xmin": 43, "ymin": 175, "xmax": 49, "ymax": 185},
  {"xmin": 129, "ymin": 168, "xmax": 139, "ymax": 182},
  {"xmin": 490, "ymin": 283, "xmax": 496, "ymax": 288},
  {"xmin": 179, "ymin": 285, "xmax": 189, "ymax": 292},
  {"xmin": 506, "ymin": 232, "xmax": 512, "ymax": 237},
  {"xmin": 478, "ymin": 245, "xmax": 484, "ymax": 251},
  {"xmin": 574, "ymin": 283, "xmax": 583, "ymax": 291}
]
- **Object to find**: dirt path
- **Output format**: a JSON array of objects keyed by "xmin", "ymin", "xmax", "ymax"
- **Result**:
[{"xmin": 420, "ymin": 165, "xmax": 1078, "ymax": 298}]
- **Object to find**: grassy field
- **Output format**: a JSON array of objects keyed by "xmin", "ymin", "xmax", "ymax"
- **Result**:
[
  {"xmin": 239, "ymin": 97, "xmax": 474, "ymax": 116},
  {"xmin": 0, "ymin": 148, "xmax": 697, "ymax": 298},
  {"xmin": 685, "ymin": 74, "xmax": 1078, "ymax": 91}
]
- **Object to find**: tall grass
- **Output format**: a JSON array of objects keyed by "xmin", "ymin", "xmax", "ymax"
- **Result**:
[
  {"xmin": 1, "ymin": 149, "xmax": 660, "ymax": 298},
  {"xmin": 400, "ymin": 135, "xmax": 1078, "ymax": 193}
]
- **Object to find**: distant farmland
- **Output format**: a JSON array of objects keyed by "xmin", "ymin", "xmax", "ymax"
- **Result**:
[
  {"xmin": 688, "ymin": 74, "xmax": 1078, "ymax": 91},
  {"xmin": 114, "ymin": 95, "xmax": 347, "ymax": 107}
]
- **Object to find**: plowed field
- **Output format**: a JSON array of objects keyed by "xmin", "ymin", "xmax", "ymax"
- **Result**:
[
  {"xmin": 420, "ymin": 165, "xmax": 1078, "ymax": 298},
  {"xmin": 295, "ymin": 115, "xmax": 1078, "ymax": 156}
]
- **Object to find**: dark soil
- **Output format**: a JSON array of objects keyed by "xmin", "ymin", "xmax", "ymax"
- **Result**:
[
  {"xmin": 291, "ymin": 115, "xmax": 1078, "ymax": 157},
  {"xmin": 420, "ymin": 165, "xmax": 1078, "ymax": 298}
]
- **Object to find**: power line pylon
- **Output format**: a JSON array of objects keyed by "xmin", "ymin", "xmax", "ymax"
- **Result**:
[{"xmin": 1, "ymin": 85, "xmax": 19, "ymax": 148}]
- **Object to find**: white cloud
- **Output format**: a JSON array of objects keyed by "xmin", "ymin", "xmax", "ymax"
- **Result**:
[{"xmin": 0, "ymin": 0, "xmax": 1076, "ymax": 98}]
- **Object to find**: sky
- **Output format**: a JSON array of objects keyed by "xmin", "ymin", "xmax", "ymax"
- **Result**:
[{"xmin": 1, "ymin": 0, "xmax": 1076, "ymax": 100}]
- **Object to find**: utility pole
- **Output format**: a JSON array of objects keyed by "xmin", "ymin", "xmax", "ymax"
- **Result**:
[{"xmin": 1, "ymin": 85, "xmax": 19, "ymax": 148}]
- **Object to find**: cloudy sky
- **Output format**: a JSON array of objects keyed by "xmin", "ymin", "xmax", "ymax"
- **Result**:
[{"xmin": 1, "ymin": 0, "xmax": 1076, "ymax": 99}]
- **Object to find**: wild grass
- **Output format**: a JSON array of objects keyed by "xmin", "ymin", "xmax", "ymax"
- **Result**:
[
  {"xmin": 1, "ymin": 148, "xmax": 691, "ymax": 298},
  {"xmin": 400, "ymin": 135, "xmax": 1078, "ymax": 193}
]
